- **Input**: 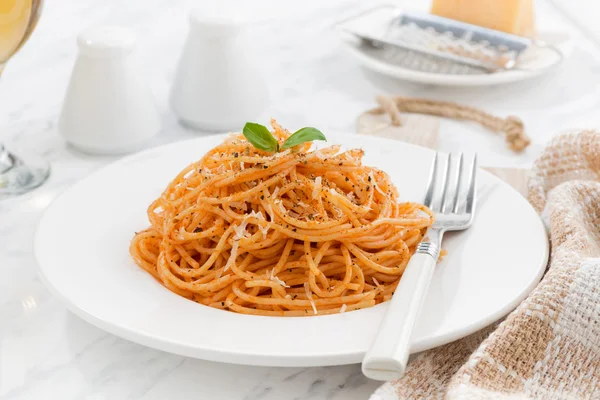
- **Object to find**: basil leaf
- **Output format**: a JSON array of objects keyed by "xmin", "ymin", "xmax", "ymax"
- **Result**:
[
  {"xmin": 242, "ymin": 123, "xmax": 279, "ymax": 152},
  {"xmin": 281, "ymin": 127, "xmax": 327, "ymax": 150}
]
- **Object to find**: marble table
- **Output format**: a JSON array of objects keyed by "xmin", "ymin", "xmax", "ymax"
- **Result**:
[{"xmin": 2, "ymin": 0, "xmax": 600, "ymax": 399}]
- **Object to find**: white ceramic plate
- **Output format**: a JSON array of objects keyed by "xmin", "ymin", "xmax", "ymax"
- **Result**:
[
  {"xmin": 340, "ymin": 31, "xmax": 573, "ymax": 87},
  {"xmin": 34, "ymin": 133, "xmax": 548, "ymax": 367}
]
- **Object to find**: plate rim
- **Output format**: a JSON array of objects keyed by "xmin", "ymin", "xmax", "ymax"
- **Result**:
[{"xmin": 33, "ymin": 133, "xmax": 549, "ymax": 366}]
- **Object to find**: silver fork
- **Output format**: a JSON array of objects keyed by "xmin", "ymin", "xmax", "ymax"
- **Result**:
[{"xmin": 362, "ymin": 152, "xmax": 478, "ymax": 381}]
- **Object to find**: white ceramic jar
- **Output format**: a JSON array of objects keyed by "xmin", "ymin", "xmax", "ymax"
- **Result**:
[
  {"xmin": 58, "ymin": 26, "xmax": 160, "ymax": 155},
  {"xmin": 170, "ymin": 8, "xmax": 269, "ymax": 132}
]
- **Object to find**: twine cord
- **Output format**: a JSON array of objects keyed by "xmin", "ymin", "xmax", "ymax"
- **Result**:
[{"xmin": 374, "ymin": 95, "xmax": 531, "ymax": 152}]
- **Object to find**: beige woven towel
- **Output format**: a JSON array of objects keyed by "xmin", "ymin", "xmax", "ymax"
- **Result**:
[{"xmin": 371, "ymin": 130, "xmax": 600, "ymax": 400}]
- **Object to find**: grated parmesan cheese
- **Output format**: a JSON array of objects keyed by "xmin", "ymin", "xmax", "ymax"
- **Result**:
[
  {"xmin": 269, "ymin": 269, "xmax": 290, "ymax": 288},
  {"xmin": 372, "ymin": 277, "xmax": 380, "ymax": 288},
  {"xmin": 240, "ymin": 161, "xmax": 245, "ymax": 170},
  {"xmin": 266, "ymin": 203, "xmax": 276, "ymax": 222},
  {"xmin": 236, "ymin": 210, "xmax": 268, "ymax": 239},
  {"xmin": 340, "ymin": 304, "xmax": 347, "ymax": 313},
  {"xmin": 224, "ymin": 133, "xmax": 238, "ymax": 143},
  {"xmin": 304, "ymin": 282, "xmax": 318, "ymax": 315},
  {"xmin": 233, "ymin": 219, "xmax": 250, "ymax": 240},
  {"xmin": 276, "ymin": 200, "xmax": 286, "ymax": 214},
  {"xmin": 274, "ymin": 149, "xmax": 291, "ymax": 158},
  {"xmin": 258, "ymin": 222, "xmax": 270, "ymax": 239},
  {"xmin": 240, "ymin": 210, "xmax": 269, "ymax": 239},
  {"xmin": 314, "ymin": 150, "xmax": 326, "ymax": 160},
  {"xmin": 313, "ymin": 177, "xmax": 322, "ymax": 199},
  {"xmin": 272, "ymin": 187, "xmax": 280, "ymax": 198},
  {"xmin": 370, "ymin": 171, "xmax": 386, "ymax": 196},
  {"xmin": 224, "ymin": 240, "xmax": 239, "ymax": 272},
  {"xmin": 246, "ymin": 210, "xmax": 264, "ymax": 220},
  {"xmin": 412, "ymin": 209, "xmax": 429, "ymax": 220},
  {"xmin": 332, "ymin": 206, "xmax": 343, "ymax": 219}
]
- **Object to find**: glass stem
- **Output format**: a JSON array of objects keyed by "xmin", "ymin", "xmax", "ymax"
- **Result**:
[
  {"xmin": 0, "ymin": 143, "xmax": 15, "ymax": 173},
  {"xmin": 0, "ymin": 64, "xmax": 15, "ymax": 174}
]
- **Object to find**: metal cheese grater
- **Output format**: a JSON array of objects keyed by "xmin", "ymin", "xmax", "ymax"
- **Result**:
[{"xmin": 335, "ymin": 5, "xmax": 563, "ymax": 75}]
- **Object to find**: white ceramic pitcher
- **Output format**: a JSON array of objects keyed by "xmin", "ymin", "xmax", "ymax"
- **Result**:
[
  {"xmin": 170, "ymin": 8, "xmax": 269, "ymax": 132},
  {"xmin": 58, "ymin": 26, "xmax": 160, "ymax": 155}
]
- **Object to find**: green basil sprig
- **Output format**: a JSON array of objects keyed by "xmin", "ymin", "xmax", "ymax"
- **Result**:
[
  {"xmin": 242, "ymin": 123, "xmax": 280, "ymax": 152},
  {"xmin": 280, "ymin": 127, "xmax": 326, "ymax": 150},
  {"xmin": 242, "ymin": 122, "xmax": 326, "ymax": 153}
]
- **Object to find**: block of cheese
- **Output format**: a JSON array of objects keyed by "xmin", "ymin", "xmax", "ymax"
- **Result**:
[{"xmin": 430, "ymin": 0, "xmax": 535, "ymax": 37}]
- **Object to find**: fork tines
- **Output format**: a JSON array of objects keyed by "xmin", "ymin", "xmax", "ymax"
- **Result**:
[{"xmin": 424, "ymin": 153, "xmax": 477, "ymax": 217}]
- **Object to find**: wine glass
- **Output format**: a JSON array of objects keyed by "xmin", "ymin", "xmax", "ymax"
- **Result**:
[{"xmin": 0, "ymin": 0, "xmax": 49, "ymax": 195}]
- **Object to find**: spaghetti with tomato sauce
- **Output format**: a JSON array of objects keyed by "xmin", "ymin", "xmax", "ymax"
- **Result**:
[{"xmin": 130, "ymin": 120, "xmax": 434, "ymax": 316}]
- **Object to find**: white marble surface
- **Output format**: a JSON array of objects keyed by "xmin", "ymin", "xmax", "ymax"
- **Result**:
[{"xmin": 2, "ymin": 0, "xmax": 600, "ymax": 399}]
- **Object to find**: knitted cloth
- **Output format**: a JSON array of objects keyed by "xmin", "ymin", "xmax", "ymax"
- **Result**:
[{"xmin": 371, "ymin": 131, "xmax": 600, "ymax": 400}]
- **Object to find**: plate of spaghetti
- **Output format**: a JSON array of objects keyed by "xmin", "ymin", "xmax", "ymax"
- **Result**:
[{"xmin": 34, "ymin": 121, "xmax": 548, "ymax": 366}]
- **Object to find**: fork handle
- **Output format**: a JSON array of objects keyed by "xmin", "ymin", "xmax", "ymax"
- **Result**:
[{"xmin": 362, "ymin": 252, "xmax": 437, "ymax": 381}]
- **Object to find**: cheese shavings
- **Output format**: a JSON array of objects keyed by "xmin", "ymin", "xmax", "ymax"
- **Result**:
[
  {"xmin": 313, "ymin": 177, "xmax": 322, "ymax": 199},
  {"xmin": 258, "ymin": 222, "xmax": 270, "ymax": 239},
  {"xmin": 370, "ymin": 171, "xmax": 387, "ymax": 196},
  {"xmin": 276, "ymin": 200, "xmax": 286, "ymax": 214},
  {"xmin": 224, "ymin": 240, "xmax": 239, "ymax": 272},
  {"xmin": 273, "ymin": 149, "xmax": 291, "ymax": 158},
  {"xmin": 266, "ymin": 203, "xmax": 276, "ymax": 223},
  {"xmin": 332, "ymin": 205, "xmax": 343, "ymax": 219},
  {"xmin": 237, "ymin": 210, "xmax": 271, "ymax": 240},
  {"xmin": 304, "ymin": 282, "xmax": 318, "ymax": 315},
  {"xmin": 340, "ymin": 304, "xmax": 347, "ymax": 313},
  {"xmin": 297, "ymin": 201, "xmax": 310, "ymax": 209},
  {"xmin": 269, "ymin": 269, "xmax": 290, "ymax": 288}
]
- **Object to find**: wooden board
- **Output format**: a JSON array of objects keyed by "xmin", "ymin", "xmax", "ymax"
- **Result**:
[{"xmin": 357, "ymin": 109, "xmax": 440, "ymax": 150}]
